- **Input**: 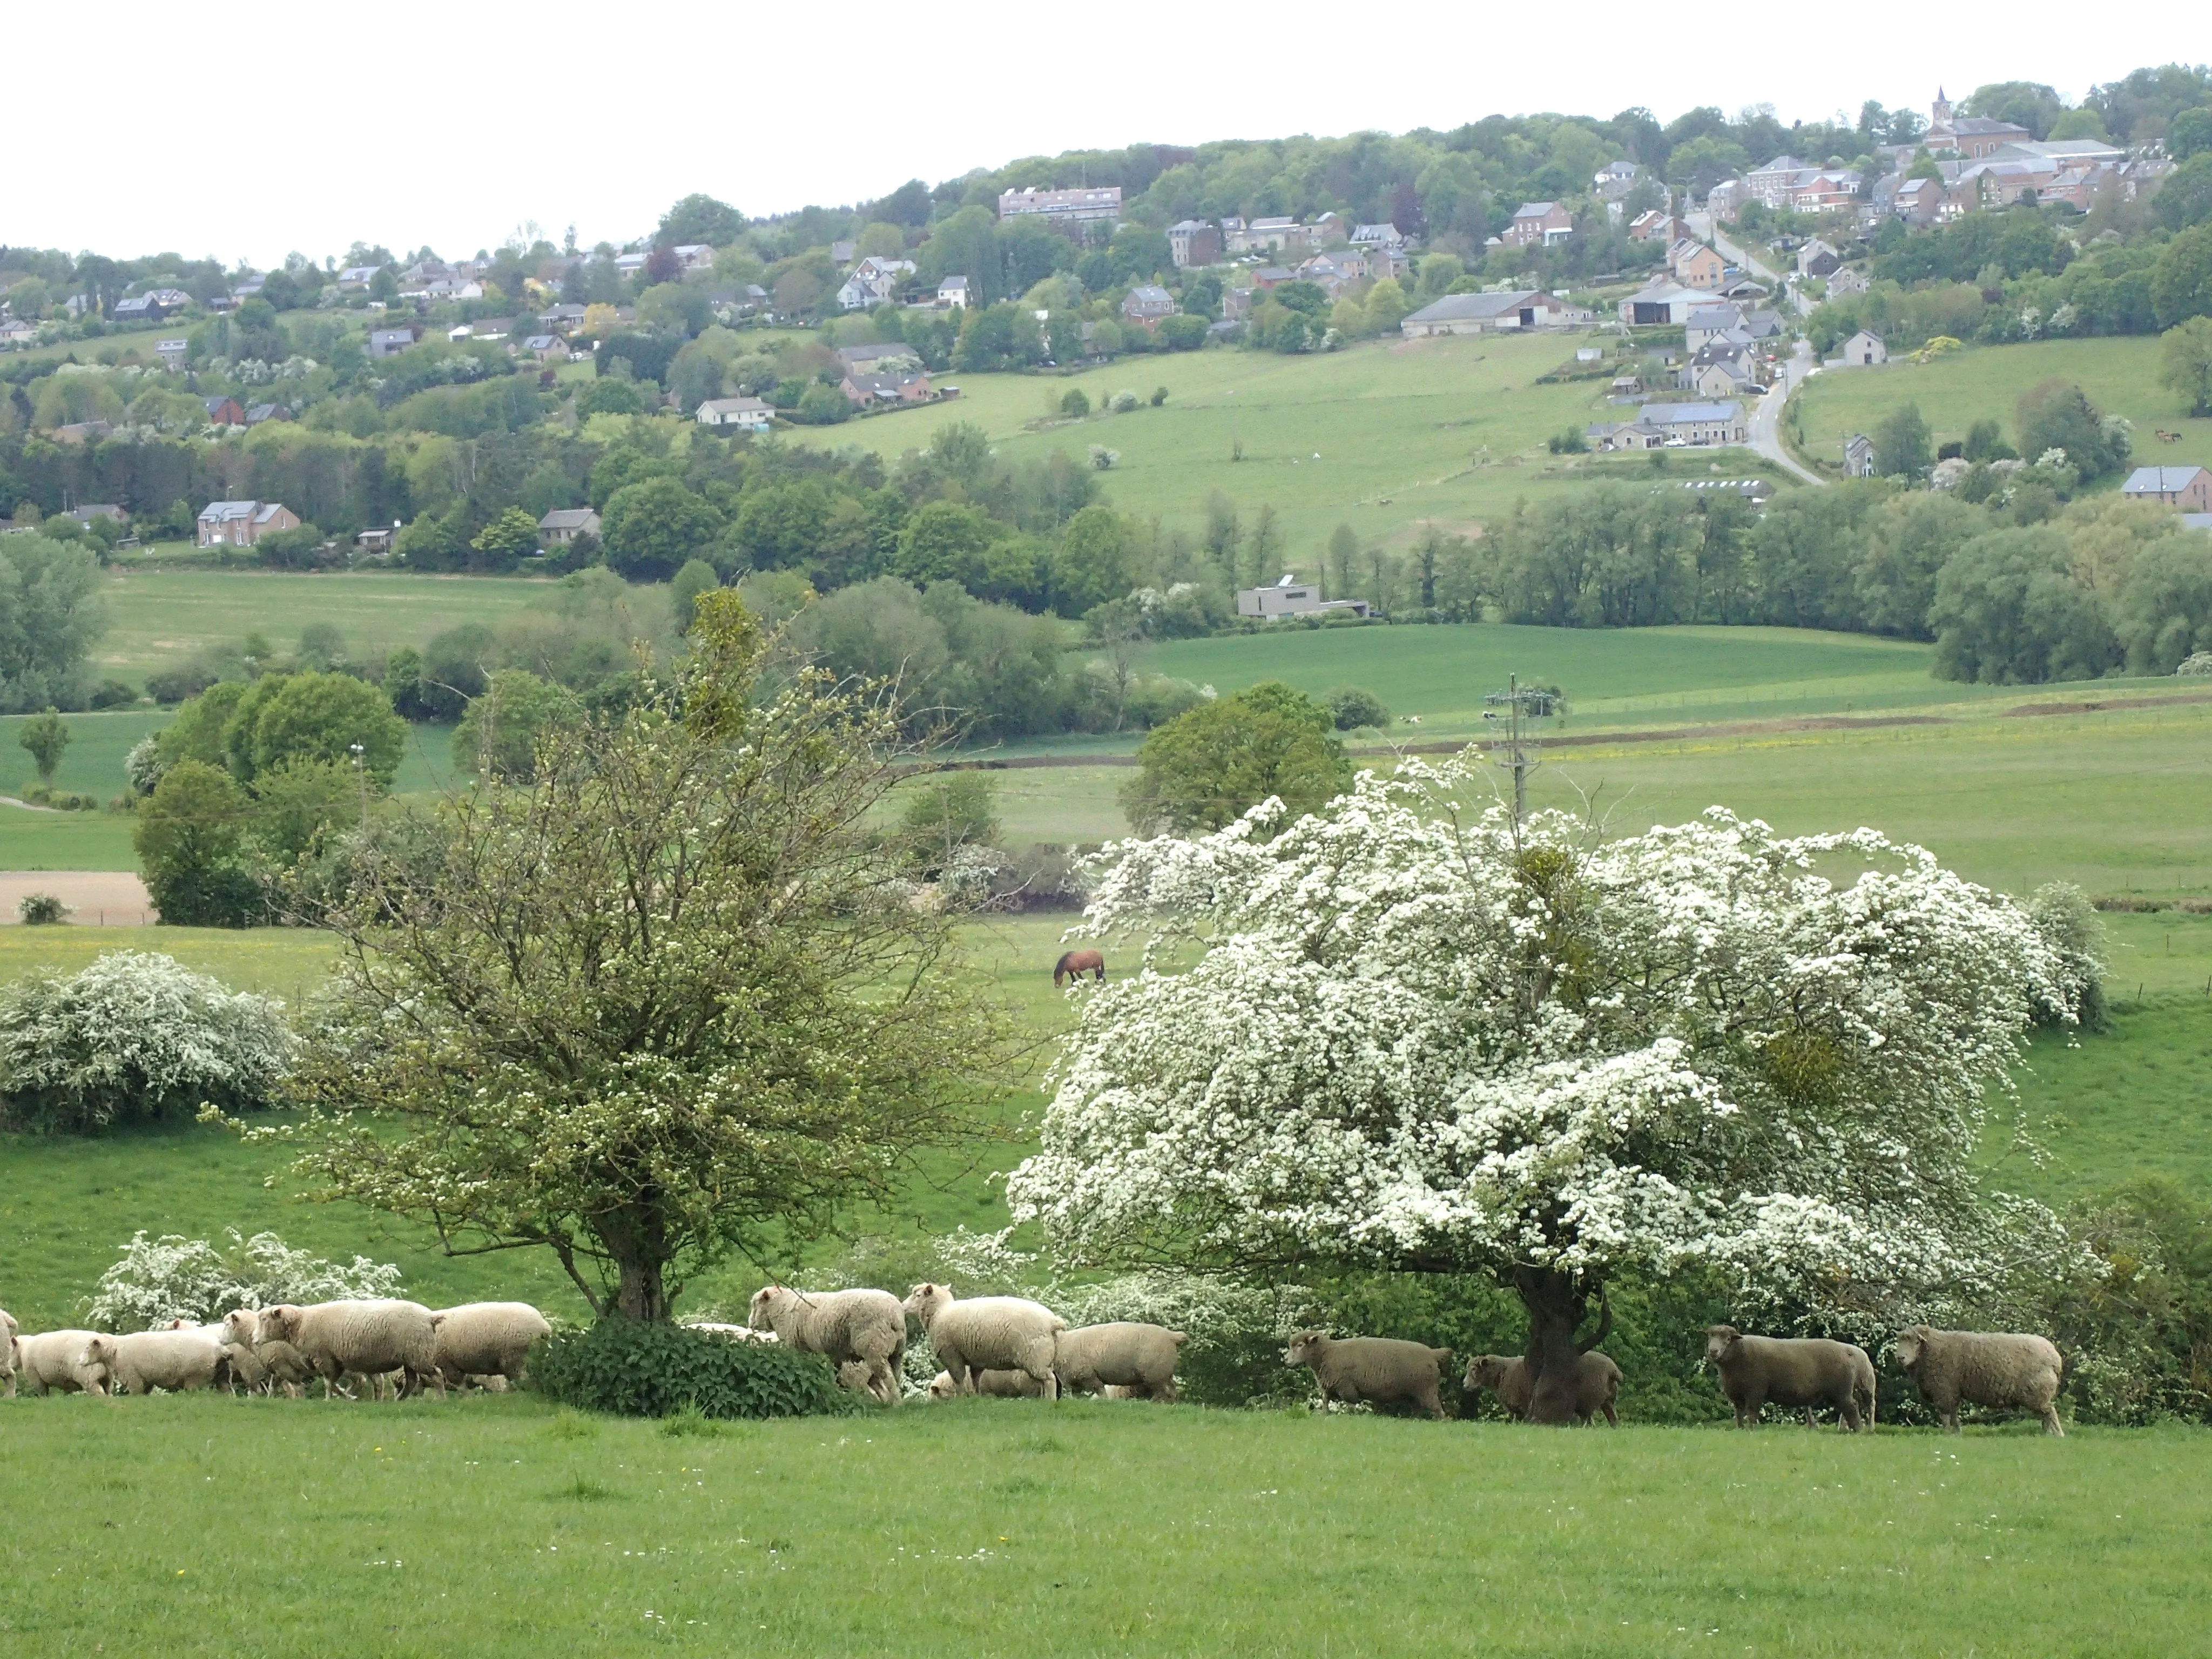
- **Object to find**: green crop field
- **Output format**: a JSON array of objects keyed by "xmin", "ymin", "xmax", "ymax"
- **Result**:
[
  {"xmin": 790, "ymin": 333, "xmax": 1772, "ymax": 558},
  {"xmin": 89, "ymin": 569, "xmax": 561, "ymax": 687},
  {"xmin": 0, "ymin": 1394, "xmax": 2204, "ymax": 1659},
  {"xmin": 1791, "ymin": 336, "xmax": 2212, "ymax": 478}
]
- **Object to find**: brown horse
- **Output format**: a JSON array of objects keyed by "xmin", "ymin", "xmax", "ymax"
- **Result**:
[{"xmin": 1053, "ymin": 949, "xmax": 1106, "ymax": 987}]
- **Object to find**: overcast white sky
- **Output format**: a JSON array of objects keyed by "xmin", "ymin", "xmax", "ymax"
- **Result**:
[{"xmin": 8, "ymin": 1, "xmax": 2197, "ymax": 268}]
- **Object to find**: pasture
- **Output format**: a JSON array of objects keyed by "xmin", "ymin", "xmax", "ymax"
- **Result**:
[
  {"xmin": 0, "ymin": 1393, "xmax": 2206, "ymax": 1659},
  {"xmin": 788, "ymin": 333, "xmax": 1744, "ymax": 557},
  {"xmin": 1790, "ymin": 336, "xmax": 2211, "ymax": 477}
]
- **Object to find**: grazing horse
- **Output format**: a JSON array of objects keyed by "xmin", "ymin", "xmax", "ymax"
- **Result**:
[{"xmin": 1053, "ymin": 949, "xmax": 1107, "ymax": 987}]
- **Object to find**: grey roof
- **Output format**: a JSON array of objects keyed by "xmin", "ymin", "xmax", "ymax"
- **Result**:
[
  {"xmin": 199, "ymin": 500, "xmax": 259, "ymax": 521},
  {"xmin": 2182, "ymin": 514, "xmax": 2212, "ymax": 532},
  {"xmin": 1513, "ymin": 200, "xmax": 1561, "ymax": 217},
  {"xmin": 1639, "ymin": 401, "xmax": 1741, "ymax": 426},
  {"xmin": 1687, "ymin": 304, "xmax": 1743, "ymax": 329},
  {"xmin": 2123, "ymin": 466, "xmax": 2207, "ymax": 493},
  {"xmin": 539, "ymin": 508, "xmax": 600, "ymax": 530},
  {"xmin": 1403, "ymin": 289, "xmax": 1542, "ymax": 323},
  {"xmin": 1948, "ymin": 117, "xmax": 2028, "ymax": 136},
  {"xmin": 523, "ymin": 335, "xmax": 558, "ymax": 349},
  {"xmin": 837, "ymin": 342, "xmax": 921, "ymax": 365}
]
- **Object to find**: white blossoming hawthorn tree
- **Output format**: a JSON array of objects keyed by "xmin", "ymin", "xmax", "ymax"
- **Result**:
[{"xmin": 1006, "ymin": 760, "xmax": 2084, "ymax": 1422}]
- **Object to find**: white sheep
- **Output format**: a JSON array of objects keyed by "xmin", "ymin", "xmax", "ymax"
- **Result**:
[
  {"xmin": 680, "ymin": 1322, "xmax": 778, "ymax": 1341},
  {"xmin": 111, "ymin": 1326, "xmax": 229, "ymax": 1395},
  {"xmin": 219, "ymin": 1309, "xmax": 314, "ymax": 1398},
  {"xmin": 902, "ymin": 1283, "xmax": 1064, "ymax": 1400},
  {"xmin": 15, "ymin": 1330, "xmax": 117, "ymax": 1396},
  {"xmin": 430, "ymin": 1303, "xmax": 552, "ymax": 1389},
  {"xmin": 1, "ymin": 1306, "xmax": 16, "ymax": 1398},
  {"xmin": 927, "ymin": 1367, "xmax": 1047, "ymax": 1400},
  {"xmin": 1053, "ymin": 1322, "xmax": 1186, "ymax": 1401},
  {"xmin": 258, "ymin": 1300, "xmax": 446, "ymax": 1400},
  {"xmin": 748, "ymin": 1286, "xmax": 907, "ymax": 1406}
]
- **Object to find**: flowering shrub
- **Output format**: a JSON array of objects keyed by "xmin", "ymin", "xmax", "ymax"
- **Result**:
[
  {"xmin": 84, "ymin": 1229, "xmax": 403, "ymax": 1331},
  {"xmin": 0, "ymin": 951, "xmax": 298, "ymax": 1132},
  {"xmin": 1009, "ymin": 762, "xmax": 2078, "ymax": 1350},
  {"xmin": 533, "ymin": 1320, "xmax": 857, "ymax": 1419}
]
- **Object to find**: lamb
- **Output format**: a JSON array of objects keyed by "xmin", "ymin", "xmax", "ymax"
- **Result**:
[
  {"xmin": 258, "ymin": 1300, "xmax": 445, "ymax": 1400},
  {"xmin": 430, "ymin": 1302, "xmax": 551, "ymax": 1389},
  {"xmin": 15, "ymin": 1330, "xmax": 117, "ymax": 1396},
  {"xmin": 1053, "ymin": 1322, "xmax": 1186, "ymax": 1401},
  {"xmin": 221, "ymin": 1309, "xmax": 313, "ymax": 1398},
  {"xmin": 1704, "ymin": 1326, "xmax": 1875, "ymax": 1432},
  {"xmin": 1893, "ymin": 1324, "xmax": 2065, "ymax": 1435},
  {"xmin": 1285, "ymin": 1331, "xmax": 1453, "ymax": 1420},
  {"xmin": 1462, "ymin": 1351, "xmax": 1621, "ymax": 1426},
  {"xmin": 748, "ymin": 1286, "xmax": 907, "ymax": 1406},
  {"xmin": 111, "ymin": 1326, "xmax": 229, "ymax": 1395},
  {"xmin": 1, "ymin": 1306, "xmax": 16, "ymax": 1398},
  {"xmin": 928, "ymin": 1367, "xmax": 1047, "ymax": 1400},
  {"xmin": 902, "ymin": 1283, "xmax": 1064, "ymax": 1400}
]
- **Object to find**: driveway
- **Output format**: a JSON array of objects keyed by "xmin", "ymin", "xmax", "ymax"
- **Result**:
[{"xmin": 1749, "ymin": 341, "xmax": 1825, "ymax": 486}]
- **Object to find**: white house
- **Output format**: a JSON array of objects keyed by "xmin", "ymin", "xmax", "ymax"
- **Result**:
[
  {"xmin": 836, "ymin": 257, "xmax": 915, "ymax": 311},
  {"xmin": 1235, "ymin": 575, "xmax": 1370, "ymax": 621},
  {"xmin": 1839, "ymin": 329, "xmax": 1887, "ymax": 367},
  {"xmin": 696, "ymin": 396, "xmax": 776, "ymax": 432},
  {"xmin": 936, "ymin": 275, "xmax": 971, "ymax": 309}
]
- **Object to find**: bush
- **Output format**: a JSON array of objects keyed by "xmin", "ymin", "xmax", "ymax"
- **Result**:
[
  {"xmin": 0, "ymin": 950, "xmax": 297, "ymax": 1132},
  {"xmin": 531, "ymin": 1319, "xmax": 859, "ymax": 1419},
  {"xmin": 1324, "ymin": 685, "xmax": 1392, "ymax": 731},
  {"xmin": 88, "ymin": 679, "xmax": 140, "ymax": 710},
  {"xmin": 16, "ymin": 892, "xmax": 68, "ymax": 924},
  {"xmin": 144, "ymin": 662, "xmax": 220, "ymax": 705},
  {"xmin": 1057, "ymin": 1273, "xmax": 1321, "ymax": 1408},
  {"xmin": 84, "ymin": 1229, "xmax": 403, "ymax": 1331}
]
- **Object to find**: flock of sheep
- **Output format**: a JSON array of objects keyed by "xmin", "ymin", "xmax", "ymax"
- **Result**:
[{"xmin": 1, "ymin": 1282, "xmax": 2071, "ymax": 1436}]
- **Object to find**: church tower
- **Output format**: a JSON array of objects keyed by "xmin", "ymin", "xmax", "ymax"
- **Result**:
[{"xmin": 1931, "ymin": 87, "xmax": 1953, "ymax": 127}]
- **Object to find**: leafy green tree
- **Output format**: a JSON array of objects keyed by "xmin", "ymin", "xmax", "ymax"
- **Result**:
[
  {"xmin": 601, "ymin": 477, "xmax": 726, "ymax": 583},
  {"xmin": 2113, "ymin": 533, "xmax": 2212, "ymax": 673},
  {"xmin": 1873, "ymin": 403, "xmax": 1932, "ymax": 477},
  {"xmin": 2159, "ymin": 316, "xmax": 2212, "ymax": 416},
  {"xmin": 1120, "ymin": 682, "xmax": 1354, "ymax": 837},
  {"xmin": 658, "ymin": 194, "xmax": 746, "ymax": 248},
  {"xmin": 0, "ymin": 534, "xmax": 105, "ymax": 713},
  {"xmin": 255, "ymin": 523, "xmax": 326, "ymax": 572},
  {"xmin": 1930, "ymin": 528, "xmax": 2117, "ymax": 684},
  {"xmin": 2169, "ymin": 107, "xmax": 2212, "ymax": 162},
  {"xmin": 1060, "ymin": 387, "xmax": 1091, "ymax": 419},
  {"xmin": 1323, "ymin": 685, "xmax": 1391, "ymax": 731},
  {"xmin": 134, "ymin": 760, "xmax": 262, "ymax": 927},
  {"xmin": 225, "ymin": 672, "xmax": 408, "ymax": 785},
  {"xmin": 575, "ymin": 376, "xmax": 652, "ymax": 418},
  {"xmin": 793, "ymin": 383, "xmax": 851, "ymax": 425},
  {"xmin": 470, "ymin": 507, "xmax": 542, "ymax": 569},
  {"xmin": 895, "ymin": 500, "xmax": 1001, "ymax": 590},
  {"xmin": 17, "ymin": 708, "xmax": 68, "ymax": 784},
  {"xmin": 1363, "ymin": 278, "xmax": 1410, "ymax": 335},
  {"xmin": 670, "ymin": 558, "xmax": 720, "ymax": 630},
  {"xmin": 2014, "ymin": 380, "xmax": 2128, "ymax": 478},
  {"xmin": 251, "ymin": 759, "xmax": 369, "ymax": 864},
  {"xmin": 269, "ymin": 595, "xmax": 1014, "ymax": 1320},
  {"xmin": 734, "ymin": 480, "xmax": 832, "ymax": 572},
  {"xmin": 2155, "ymin": 153, "xmax": 2212, "ymax": 233},
  {"xmin": 2153, "ymin": 225, "xmax": 2212, "ymax": 328},
  {"xmin": 899, "ymin": 770, "xmax": 1001, "ymax": 874},
  {"xmin": 453, "ymin": 669, "xmax": 579, "ymax": 784},
  {"xmin": 1961, "ymin": 80, "xmax": 2064, "ymax": 139},
  {"xmin": 156, "ymin": 682, "xmax": 249, "ymax": 769},
  {"xmin": 1156, "ymin": 313, "xmax": 1209, "ymax": 350},
  {"xmin": 1051, "ymin": 504, "xmax": 1142, "ymax": 616}
]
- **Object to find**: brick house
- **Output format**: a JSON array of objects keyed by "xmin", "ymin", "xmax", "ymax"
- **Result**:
[
  {"xmin": 203, "ymin": 396, "xmax": 246, "ymax": 425},
  {"xmin": 196, "ymin": 500, "xmax": 300, "ymax": 548},
  {"xmin": 2122, "ymin": 466, "xmax": 2212, "ymax": 512},
  {"xmin": 1504, "ymin": 201, "xmax": 1574, "ymax": 247},
  {"xmin": 1168, "ymin": 220, "xmax": 1224, "ymax": 267},
  {"xmin": 1668, "ymin": 239, "xmax": 1725, "ymax": 290},
  {"xmin": 1120, "ymin": 285, "xmax": 1177, "ymax": 329}
]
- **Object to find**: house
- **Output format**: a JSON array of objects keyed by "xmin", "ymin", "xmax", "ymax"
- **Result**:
[
  {"xmin": 2121, "ymin": 466, "xmax": 2212, "ymax": 512},
  {"xmin": 1619, "ymin": 280, "xmax": 1719, "ymax": 327},
  {"xmin": 835, "ymin": 342, "xmax": 923, "ymax": 375},
  {"xmin": 521, "ymin": 335, "xmax": 564, "ymax": 363},
  {"xmin": 673, "ymin": 245, "xmax": 716, "ymax": 272},
  {"xmin": 695, "ymin": 396, "xmax": 776, "ymax": 432},
  {"xmin": 1168, "ymin": 220, "xmax": 1224, "ymax": 268},
  {"xmin": 1839, "ymin": 329, "xmax": 1887, "ymax": 367},
  {"xmin": 231, "ymin": 274, "xmax": 266, "ymax": 298},
  {"xmin": 195, "ymin": 500, "xmax": 299, "ymax": 548},
  {"xmin": 613, "ymin": 252, "xmax": 649, "ymax": 278},
  {"xmin": 1680, "ymin": 342, "xmax": 1757, "ymax": 399},
  {"xmin": 368, "ymin": 327, "xmax": 418, "ymax": 359},
  {"xmin": 1120, "ymin": 285, "xmax": 1177, "ymax": 329},
  {"xmin": 1250, "ymin": 266, "xmax": 1296, "ymax": 290},
  {"xmin": 936, "ymin": 275, "xmax": 971, "ymax": 309},
  {"xmin": 1704, "ymin": 178, "xmax": 1749, "ymax": 222},
  {"xmin": 1350, "ymin": 222, "xmax": 1408, "ymax": 252},
  {"xmin": 841, "ymin": 371, "xmax": 933, "ymax": 408},
  {"xmin": 1826, "ymin": 266, "xmax": 1870, "ymax": 298},
  {"xmin": 1594, "ymin": 158, "xmax": 1643, "ymax": 200},
  {"xmin": 997, "ymin": 186, "xmax": 1123, "ymax": 228},
  {"xmin": 154, "ymin": 337, "xmax": 189, "ymax": 370},
  {"xmin": 1747, "ymin": 156, "xmax": 1811, "ymax": 207},
  {"xmin": 1228, "ymin": 215, "xmax": 1306, "ymax": 255},
  {"xmin": 1845, "ymin": 434, "xmax": 1876, "ymax": 478},
  {"xmin": 1399, "ymin": 289, "xmax": 1575, "ymax": 337},
  {"xmin": 243, "ymin": 402, "xmax": 287, "ymax": 426},
  {"xmin": 537, "ymin": 303, "xmax": 588, "ymax": 332},
  {"xmin": 1668, "ymin": 239, "xmax": 1725, "ymax": 290},
  {"xmin": 1796, "ymin": 239, "xmax": 1842, "ymax": 278},
  {"xmin": 1683, "ymin": 305, "xmax": 1746, "ymax": 350},
  {"xmin": 336, "ymin": 265, "xmax": 383, "ymax": 292},
  {"xmin": 537, "ymin": 507, "xmax": 602, "ymax": 547},
  {"xmin": 830, "ymin": 240, "xmax": 857, "ymax": 266},
  {"xmin": 1505, "ymin": 201, "xmax": 1574, "ymax": 247},
  {"xmin": 1222, "ymin": 286, "xmax": 1255, "ymax": 321},
  {"xmin": 0, "ymin": 318, "xmax": 36, "ymax": 347},
  {"xmin": 1629, "ymin": 211, "xmax": 1690, "ymax": 243},
  {"xmin": 1235, "ymin": 575, "xmax": 1370, "ymax": 621},
  {"xmin": 1926, "ymin": 91, "xmax": 2031, "ymax": 158},
  {"xmin": 355, "ymin": 527, "xmax": 395, "ymax": 555},
  {"xmin": 1889, "ymin": 176, "xmax": 1947, "ymax": 227},
  {"xmin": 1586, "ymin": 401, "xmax": 1748, "ymax": 450},
  {"xmin": 203, "ymin": 396, "xmax": 246, "ymax": 425},
  {"xmin": 62, "ymin": 504, "xmax": 126, "ymax": 525},
  {"xmin": 835, "ymin": 257, "xmax": 916, "ymax": 311}
]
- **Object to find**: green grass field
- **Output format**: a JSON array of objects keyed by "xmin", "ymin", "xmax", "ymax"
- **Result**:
[
  {"xmin": 90, "ymin": 569, "xmax": 561, "ymax": 687},
  {"xmin": 791, "ymin": 333, "xmax": 1762, "ymax": 560},
  {"xmin": 1792, "ymin": 336, "xmax": 2211, "ymax": 477},
  {"xmin": 0, "ymin": 1394, "xmax": 2203, "ymax": 1659}
]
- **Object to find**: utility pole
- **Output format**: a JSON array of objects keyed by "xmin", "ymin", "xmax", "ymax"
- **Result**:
[{"xmin": 1484, "ymin": 673, "xmax": 1545, "ymax": 831}]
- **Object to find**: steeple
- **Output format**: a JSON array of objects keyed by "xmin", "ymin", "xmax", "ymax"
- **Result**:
[{"xmin": 1932, "ymin": 87, "xmax": 1953, "ymax": 127}]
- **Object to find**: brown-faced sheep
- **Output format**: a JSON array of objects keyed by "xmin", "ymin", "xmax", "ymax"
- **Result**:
[
  {"xmin": 902, "ymin": 1284, "xmax": 1064, "ymax": 1400},
  {"xmin": 15, "ymin": 1330, "xmax": 116, "ymax": 1396},
  {"xmin": 1893, "ymin": 1325, "xmax": 2065, "ymax": 1435},
  {"xmin": 1462, "ymin": 1351, "xmax": 1621, "ymax": 1425},
  {"xmin": 748, "ymin": 1287, "xmax": 907, "ymax": 1406},
  {"xmin": 927, "ymin": 1367, "xmax": 1047, "ymax": 1400},
  {"xmin": 430, "ymin": 1303, "xmax": 551, "ymax": 1389},
  {"xmin": 1286, "ymin": 1331, "xmax": 1453, "ymax": 1420},
  {"xmin": 258, "ymin": 1300, "xmax": 444, "ymax": 1400},
  {"xmin": 1704, "ymin": 1326, "xmax": 1874, "ymax": 1431},
  {"xmin": 1054, "ymin": 1323, "xmax": 1186, "ymax": 1401}
]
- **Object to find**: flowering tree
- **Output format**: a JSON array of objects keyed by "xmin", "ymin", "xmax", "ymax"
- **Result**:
[{"xmin": 1007, "ymin": 761, "xmax": 2081, "ymax": 1422}]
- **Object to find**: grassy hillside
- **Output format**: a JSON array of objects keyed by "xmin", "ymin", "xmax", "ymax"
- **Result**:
[
  {"xmin": 89, "ymin": 569, "xmax": 560, "ymax": 687},
  {"xmin": 1791, "ymin": 336, "xmax": 2211, "ymax": 476},
  {"xmin": 791, "ymin": 333, "xmax": 1773, "ymax": 557},
  {"xmin": 2, "ymin": 1396, "xmax": 2203, "ymax": 1659}
]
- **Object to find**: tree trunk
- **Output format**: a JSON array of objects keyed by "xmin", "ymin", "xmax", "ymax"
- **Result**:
[
  {"xmin": 602, "ymin": 1205, "xmax": 670, "ymax": 1321},
  {"xmin": 1511, "ymin": 1264, "xmax": 1603, "ymax": 1426}
]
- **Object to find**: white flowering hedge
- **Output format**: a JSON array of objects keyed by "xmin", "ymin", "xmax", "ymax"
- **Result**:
[
  {"xmin": 1007, "ymin": 760, "xmax": 2080, "ymax": 1333},
  {"xmin": 0, "ymin": 951, "xmax": 298, "ymax": 1133},
  {"xmin": 84, "ymin": 1229, "xmax": 403, "ymax": 1331}
]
